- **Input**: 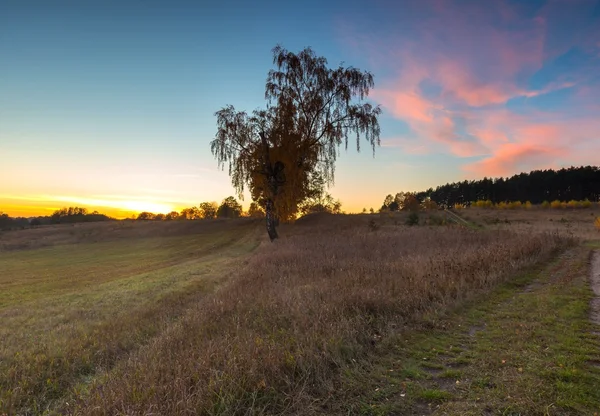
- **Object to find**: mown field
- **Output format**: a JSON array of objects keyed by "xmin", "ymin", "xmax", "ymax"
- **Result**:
[
  {"xmin": 1, "ymin": 212, "xmax": 599, "ymax": 415},
  {"xmin": 0, "ymin": 220, "xmax": 263, "ymax": 415}
]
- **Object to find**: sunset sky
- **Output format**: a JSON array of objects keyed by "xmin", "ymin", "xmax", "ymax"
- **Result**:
[{"xmin": 1, "ymin": 0, "xmax": 599, "ymax": 218}]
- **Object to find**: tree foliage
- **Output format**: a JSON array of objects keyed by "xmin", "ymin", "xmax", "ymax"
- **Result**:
[
  {"xmin": 380, "ymin": 192, "xmax": 420, "ymax": 212},
  {"xmin": 298, "ymin": 192, "xmax": 342, "ymax": 216},
  {"xmin": 137, "ymin": 212, "xmax": 156, "ymax": 221},
  {"xmin": 216, "ymin": 196, "xmax": 243, "ymax": 219},
  {"xmin": 51, "ymin": 207, "xmax": 111, "ymax": 224},
  {"xmin": 211, "ymin": 45, "xmax": 381, "ymax": 240},
  {"xmin": 247, "ymin": 202, "xmax": 265, "ymax": 218},
  {"xmin": 380, "ymin": 166, "xmax": 600, "ymax": 210},
  {"xmin": 422, "ymin": 165, "xmax": 600, "ymax": 208},
  {"xmin": 179, "ymin": 207, "xmax": 201, "ymax": 220},
  {"xmin": 165, "ymin": 211, "xmax": 179, "ymax": 221},
  {"xmin": 0, "ymin": 212, "xmax": 11, "ymax": 229},
  {"xmin": 198, "ymin": 202, "xmax": 218, "ymax": 219},
  {"xmin": 298, "ymin": 176, "xmax": 343, "ymax": 216}
]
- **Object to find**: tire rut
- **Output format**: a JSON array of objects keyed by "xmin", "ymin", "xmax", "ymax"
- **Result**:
[{"xmin": 590, "ymin": 250, "xmax": 600, "ymax": 330}]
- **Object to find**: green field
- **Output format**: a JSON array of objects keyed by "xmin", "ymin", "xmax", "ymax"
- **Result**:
[{"xmin": 0, "ymin": 220, "xmax": 262, "ymax": 414}]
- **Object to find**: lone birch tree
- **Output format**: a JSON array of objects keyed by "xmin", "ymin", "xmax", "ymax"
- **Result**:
[{"xmin": 211, "ymin": 45, "xmax": 381, "ymax": 241}]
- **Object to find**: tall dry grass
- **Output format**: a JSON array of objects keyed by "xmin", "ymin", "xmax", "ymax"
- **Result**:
[
  {"xmin": 463, "ymin": 205, "xmax": 600, "ymax": 240},
  {"xmin": 70, "ymin": 219, "xmax": 573, "ymax": 415}
]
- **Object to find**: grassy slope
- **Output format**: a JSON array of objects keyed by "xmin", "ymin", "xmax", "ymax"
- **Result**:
[
  {"xmin": 0, "ymin": 220, "xmax": 262, "ymax": 415},
  {"xmin": 2, "ymin": 213, "xmax": 598, "ymax": 415},
  {"xmin": 340, "ymin": 244, "xmax": 600, "ymax": 415},
  {"xmin": 68, "ymin": 216, "xmax": 575, "ymax": 415}
]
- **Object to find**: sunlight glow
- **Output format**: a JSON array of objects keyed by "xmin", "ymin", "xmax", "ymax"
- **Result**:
[
  {"xmin": 119, "ymin": 200, "xmax": 175, "ymax": 214},
  {"xmin": 0, "ymin": 194, "xmax": 177, "ymax": 218},
  {"xmin": 51, "ymin": 196, "xmax": 176, "ymax": 215}
]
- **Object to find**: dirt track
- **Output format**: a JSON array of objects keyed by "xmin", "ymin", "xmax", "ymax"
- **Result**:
[{"xmin": 591, "ymin": 251, "xmax": 600, "ymax": 327}]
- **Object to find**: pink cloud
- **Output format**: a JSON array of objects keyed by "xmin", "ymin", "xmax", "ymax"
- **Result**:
[
  {"xmin": 339, "ymin": 0, "xmax": 600, "ymax": 178},
  {"xmin": 375, "ymin": 89, "xmax": 436, "ymax": 122},
  {"xmin": 464, "ymin": 143, "xmax": 563, "ymax": 177},
  {"xmin": 464, "ymin": 114, "xmax": 600, "ymax": 176}
]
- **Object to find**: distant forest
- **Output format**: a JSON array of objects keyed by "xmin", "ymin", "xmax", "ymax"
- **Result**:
[
  {"xmin": 418, "ymin": 166, "xmax": 600, "ymax": 207},
  {"xmin": 0, "ymin": 207, "xmax": 113, "ymax": 230},
  {"xmin": 420, "ymin": 166, "xmax": 600, "ymax": 208},
  {"xmin": 377, "ymin": 165, "xmax": 600, "ymax": 211}
]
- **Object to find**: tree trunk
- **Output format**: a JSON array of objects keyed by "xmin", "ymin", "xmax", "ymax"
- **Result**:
[{"xmin": 265, "ymin": 198, "xmax": 278, "ymax": 241}]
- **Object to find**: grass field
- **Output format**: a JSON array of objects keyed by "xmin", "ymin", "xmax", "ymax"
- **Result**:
[
  {"xmin": 460, "ymin": 205, "xmax": 600, "ymax": 240},
  {"xmin": 1, "ymin": 212, "xmax": 599, "ymax": 415},
  {"xmin": 0, "ymin": 219, "xmax": 263, "ymax": 415}
]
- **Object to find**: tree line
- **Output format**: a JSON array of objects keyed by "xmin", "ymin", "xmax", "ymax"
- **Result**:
[
  {"xmin": 0, "ymin": 212, "xmax": 31, "ymax": 230},
  {"xmin": 380, "ymin": 166, "xmax": 600, "ymax": 211},
  {"xmin": 137, "ymin": 197, "xmax": 250, "ymax": 221},
  {"xmin": 0, "ymin": 207, "xmax": 113, "ymax": 230},
  {"xmin": 137, "ymin": 192, "xmax": 343, "ymax": 221},
  {"xmin": 0, "ymin": 190, "xmax": 345, "ymax": 231}
]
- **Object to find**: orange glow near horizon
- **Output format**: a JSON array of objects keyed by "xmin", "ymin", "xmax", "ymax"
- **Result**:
[
  {"xmin": 0, "ymin": 195, "xmax": 184, "ymax": 219},
  {"xmin": 0, "ymin": 194, "xmax": 373, "ymax": 219}
]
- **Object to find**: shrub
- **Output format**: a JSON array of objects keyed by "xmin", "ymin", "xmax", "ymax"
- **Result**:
[
  {"xmin": 524, "ymin": 201, "xmax": 533, "ymax": 209},
  {"xmin": 421, "ymin": 199, "xmax": 438, "ymax": 210},
  {"xmin": 581, "ymin": 199, "xmax": 593, "ymax": 208},
  {"xmin": 550, "ymin": 200, "xmax": 564, "ymax": 209},
  {"xmin": 426, "ymin": 214, "xmax": 445, "ymax": 226},
  {"xmin": 496, "ymin": 201, "xmax": 508, "ymax": 210},
  {"xmin": 368, "ymin": 219, "xmax": 379, "ymax": 232},
  {"xmin": 29, "ymin": 218, "xmax": 42, "ymax": 227},
  {"xmin": 473, "ymin": 200, "xmax": 493, "ymax": 209},
  {"xmin": 406, "ymin": 212, "xmax": 419, "ymax": 226},
  {"xmin": 595, "ymin": 217, "xmax": 600, "ymax": 231},
  {"xmin": 567, "ymin": 200, "xmax": 580, "ymax": 209},
  {"xmin": 541, "ymin": 200, "xmax": 550, "ymax": 209},
  {"xmin": 508, "ymin": 201, "xmax": 522, "ymax": 210}
]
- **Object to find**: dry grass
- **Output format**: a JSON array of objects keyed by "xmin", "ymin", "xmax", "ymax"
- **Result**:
[
  {"xmin": 459, "ymin": 205, "xmax": 600, "ymax": 240},
  {"xmin": 344, "ymin": 246, "xmax": 600, "ymax": 415},
  {"xmin": 64, "ymin": 215, "xmax": 574, "ymax": 415}
]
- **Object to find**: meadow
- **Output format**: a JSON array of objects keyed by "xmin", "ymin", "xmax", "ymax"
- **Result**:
[{"xmin": 1, "ymin": 210, "xmax": 599, "ymax": 415}]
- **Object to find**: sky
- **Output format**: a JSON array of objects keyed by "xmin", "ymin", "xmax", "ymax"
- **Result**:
[{"xmin": 1, "ymin": 0, "xmax": 599, "ymax": 218}]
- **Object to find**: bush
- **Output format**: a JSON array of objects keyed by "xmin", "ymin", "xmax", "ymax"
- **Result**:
[
  {"xmin": 473, "ymin": 200, "xmax": 493, "ymax": 209},
  {"xmin": 541, "ymin": 200, "xmax": 550, "ymax": 209},
  {"xmin": 406, "ymin": 212, "xmax": 419, "ymax": 226},
  {"xmin": 508, "ymin": 201, "xmax": 522, "ymax": 210},
  {"xmin": 550, "ymin": 200, "xmax": 565, "ymax": 209},
  {"xmin": 595, "ymin": 217, "xmax": 600, "ymax": 231},
  {"xmin": 368, "ymin": 219, "xmax": 378, "ymax": 232},
  {"xmin": 426, "ymin": 214, "xmax": 445, "ymax": 226}
]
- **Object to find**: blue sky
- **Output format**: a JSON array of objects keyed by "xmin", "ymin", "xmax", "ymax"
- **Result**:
[{"xmin": 1, "ymin": 0, "xmax": 599, "ymax": 217}]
